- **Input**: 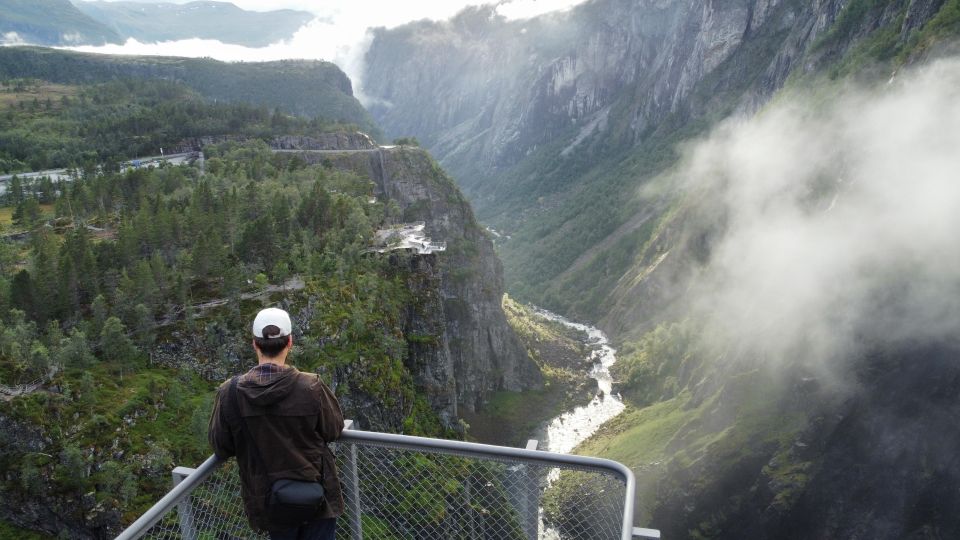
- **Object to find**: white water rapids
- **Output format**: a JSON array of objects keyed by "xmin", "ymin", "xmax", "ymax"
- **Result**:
[
  {"xmin": 530, "ymin": 308, "xmax": 626, "ymax": 539},
  {"xmin": 532, "ymin": 308, "xmax": 626, "ymax": 454}
]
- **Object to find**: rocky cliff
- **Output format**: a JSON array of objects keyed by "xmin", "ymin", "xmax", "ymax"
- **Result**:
[
  {"xmin": 362, "ymin": 0, "xmax": 954, "ymax": 321},
  {"xmin": 294, "ymin": 146, "xmax": 543, "ymax": 413},
  {"xmin": 367, "ymin": 0, "xmax": 946, "ymax": 170}
]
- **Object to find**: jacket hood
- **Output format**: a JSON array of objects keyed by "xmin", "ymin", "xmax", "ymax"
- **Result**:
[{"xmin": 238, "ymin": 366, "xmax": 299, "ymax": 406}]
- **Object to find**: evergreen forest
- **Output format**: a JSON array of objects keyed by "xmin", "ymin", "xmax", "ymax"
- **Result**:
[{"xmin": 0, "ymin": 79, "xmax": 447, "ymax": 535}]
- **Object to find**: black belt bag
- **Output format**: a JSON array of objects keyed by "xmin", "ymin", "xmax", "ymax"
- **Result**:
[
  {"xmin": 230, "ymin": 376, "xmax": 326, "ymax": 524},
  {"xmin": 269, "ymin": 478, "xmax": 326, "ymax": 523}
]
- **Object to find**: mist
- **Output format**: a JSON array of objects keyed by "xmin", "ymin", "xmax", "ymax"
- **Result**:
[
  {"xmin": 680, "ymin": 59, "xmax": 960, "ymax": 372},
  {"xmin": 65, "ymin": 0, "xmax": 589, "ymax": 105}
]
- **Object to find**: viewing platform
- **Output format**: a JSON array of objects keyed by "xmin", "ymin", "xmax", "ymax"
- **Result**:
[
  {"xmin": 366, "ymin": 222, "xmax": 447, "ymax": 255},
  {"xmin": 116, "ymin": 421, "xmax": 660, "ymax": 540}
]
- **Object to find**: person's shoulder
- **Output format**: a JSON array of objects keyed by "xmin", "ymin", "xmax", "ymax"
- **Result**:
[
  {"xmin": 292, "ymin": 369, "xmax": 330, "ymax": 393},
  {"xmin": 291, "ymin": 368, "xmax": 320, "ymax": 385},
  {"xmin": 215, "ymin": 375, "xmax": 237, "ymax": 394}
]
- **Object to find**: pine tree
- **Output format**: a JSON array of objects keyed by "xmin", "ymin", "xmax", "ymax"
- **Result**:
[
  {"xmin": 9, "ymin": 175, "xmax": 23, "ymax": 205},
  {"xmin": 99, "ymin": 316, "xmax": 139, "ymax": 374},
  {"xmin": 132, "ymin": 303, "xmax": 155, "ymax": 349},
  {"xmin": 13, "ymin": 198, "xmax": 41, "ymax": 229},
  {"xmin": 31, "ymin": 233, "xmax": 61, "ymax": 324},
  {"xmin": 10, "ymin": 270, "xmax": 34, "ymax": 319},
  {"xmin": 89, "ymin": 294, "xmax": 109, "ymax": 340},
  {"xmin": 132, "ymin": 260, "xmax": 159, "ymax": 311}
]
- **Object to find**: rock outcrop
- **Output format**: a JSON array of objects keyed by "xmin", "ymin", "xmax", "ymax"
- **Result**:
[{"xmin": 296, "ymin": 146, "xmax": 542, "ymax": 413}]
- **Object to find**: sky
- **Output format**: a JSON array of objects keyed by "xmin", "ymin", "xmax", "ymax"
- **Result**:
[{"xmin": 68, "ymin": 0, "xmax": 590, "ymax": 103}]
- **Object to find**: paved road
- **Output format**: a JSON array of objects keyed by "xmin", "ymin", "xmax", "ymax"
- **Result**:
[
  {"xmin": 0, "ymin": 152, "xmax": 194, "ymax": 196},
  {"xmin": 0, "ymin": 147, "xmax": 402, "ymax": 196},
  {"xmin": 0, "ymin": 168, "xmax": 71, "ymax": 183}
]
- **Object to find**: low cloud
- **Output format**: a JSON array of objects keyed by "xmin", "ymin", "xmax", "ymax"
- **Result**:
[
  {"xmin": 1, "ymin": 32, "xmax": 25, "ymax": 45},
  {"xmin": 681, "ymin": 59, "xmax": 960, "ymax": 371},
  {"xmin": 65, "ymin": 1, "xmax": 589, "ymax": 105}
]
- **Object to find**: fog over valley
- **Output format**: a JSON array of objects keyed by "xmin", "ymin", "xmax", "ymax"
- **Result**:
[{"xmin": 684, "ymin": 58, "xmax": 960, "ymax": 377}]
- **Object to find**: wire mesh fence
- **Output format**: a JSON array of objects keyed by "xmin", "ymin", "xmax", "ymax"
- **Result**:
[{"xmin": 131, "ymin": 434, "xmax": 630, "ymax": 540}]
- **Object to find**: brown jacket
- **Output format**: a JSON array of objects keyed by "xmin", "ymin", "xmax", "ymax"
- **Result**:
[{"xmin": 208, "ymin": 365, "xmax": 345, "ymax": 531}]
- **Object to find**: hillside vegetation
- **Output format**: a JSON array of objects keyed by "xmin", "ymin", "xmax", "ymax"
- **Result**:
[
  {"xmin": 0, "ymin": 47, "xmax": 379, "ymax": 137},
  {"xmin": 0, "ymin": 80, "xmax": 459, "ymax": 538},
  {"xmin": 0, "ymin": 78, "xmax": 351, "ymax": 174}
]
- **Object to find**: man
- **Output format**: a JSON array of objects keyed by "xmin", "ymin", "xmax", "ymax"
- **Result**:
[{"xmin": 209, "ymin": 307, "xmax": 344, "ymax": 540}]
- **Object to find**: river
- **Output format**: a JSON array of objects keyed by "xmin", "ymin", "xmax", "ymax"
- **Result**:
[
  {"xmin": 530, "ymin": 308, "xmax": 626, "ymax": 539},
  {"xmin": 532, "ymin": 307, "xmax": 625, "ymax": 454}
]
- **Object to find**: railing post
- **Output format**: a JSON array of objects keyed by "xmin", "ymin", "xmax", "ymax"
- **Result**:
[
  {"xmin": 506, "ymin": 439, "xmax": 541, "ymax": 539},
  {"xmin": 172, "ymin": 466, "xmax": 198, "ymax": 540},
  {"xmin": 341, "ymin": 420, "xmax": 363, "ymax": 540},
  {"xmin": 523, "ymin": 439, "xmax": 540, "ymax": 540},
  {"xmin": 522, "ymin": 439, "xmax": 540, "ymax": 539}
]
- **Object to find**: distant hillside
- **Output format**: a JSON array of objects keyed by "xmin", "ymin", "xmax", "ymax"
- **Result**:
[
  {"xmin": 74, "ymin": 1, "xmax": 313, "ymax": 47},
  {"xmin": 0, "ymin": 47, "xmax": 380, "ymax": 137},
  {"xmin": 0, "ymin": 0, "xmax": 120, "ymax": 45}
]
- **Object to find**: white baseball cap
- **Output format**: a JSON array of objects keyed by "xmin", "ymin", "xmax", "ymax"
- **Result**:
[{"xmin": 252, "ymin": 308, "xmax": 292, "ymax": 338}]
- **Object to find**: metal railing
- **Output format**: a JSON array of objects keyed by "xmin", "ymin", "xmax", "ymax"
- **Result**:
[{"xmin": 116, "ymin": 421, "xmax": 659, "ymax": 540}]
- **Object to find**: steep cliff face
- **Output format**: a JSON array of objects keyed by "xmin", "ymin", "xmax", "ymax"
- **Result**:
[
  {"xmin": 362, "ymin": 0, "xmax": 953, "ymax": 322},
  {"xmin": 377, "ymin": 149, "xmax": 544, "ymax": 410},
  {"xmin": 363, "ymin": 1, "xmax": 845, "ymax": 313},
  {"xmin": 365, "ymin": 1, "xmax": 838, "ymax": 185},
  {"xmin": 294, "ymin": 146, "xmax": 542, "ymax": 413}
]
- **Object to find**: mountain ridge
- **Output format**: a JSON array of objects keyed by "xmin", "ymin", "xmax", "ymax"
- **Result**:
[
  {"xmin": 0, "ymin": 0, "xmax": 120, "ymax": 46},
  {"xmin": 73, "ymin": 1, "xmax": 314, "ymax": 47}
]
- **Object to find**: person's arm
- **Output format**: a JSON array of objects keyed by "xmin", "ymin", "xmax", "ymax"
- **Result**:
[
  {"xmin": 316, "ymin": 377, "xmax": 345, "ymax": 443},
  {"xmin": 208, "ymin": 383, "xmax": 235, "ymax": 459}
]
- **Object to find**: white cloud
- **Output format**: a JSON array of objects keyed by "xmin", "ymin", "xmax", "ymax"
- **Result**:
[
  {"xmin": 1, "ymin": 32, "xmax": 25, "ymax": 45},
  {"xmin": 679, "ymin": 59, "xmax": 960, "ymax": 372},
  {"xmin": 88, "ymin": 0, "xmax": 589, "ymax": 18},
  {"xmin": 65, "ymin": 0, "xmax": 589, "ymax": 104}
]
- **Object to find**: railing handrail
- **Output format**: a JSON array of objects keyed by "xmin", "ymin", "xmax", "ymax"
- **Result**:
[
  {"xmin": 344, "ymin": 428, "xmax": 633, "ymax": 478},
  {"xmin": 115, "ymin": 425, "xmax": 639, "ymax": 540},
  {"xmin": 115, "ymin": 454, "xmax": 224, "ymax": 540},
  {"xmin": 339, "ymin": 428, "xmax": 637, "ymax": 540}
]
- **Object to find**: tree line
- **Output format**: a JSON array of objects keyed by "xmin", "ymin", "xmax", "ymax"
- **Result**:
[{"xmin": 0, "ymin": 77, "xmax": 358, "ymax": 174}]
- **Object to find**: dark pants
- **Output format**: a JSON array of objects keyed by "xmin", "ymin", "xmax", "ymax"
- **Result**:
[{"xmin": 268, "ymin": 517, "xmax": 336, "ymax": 540}]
